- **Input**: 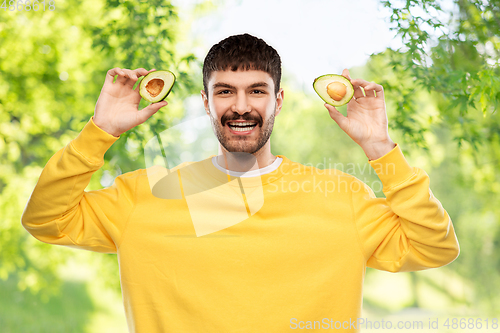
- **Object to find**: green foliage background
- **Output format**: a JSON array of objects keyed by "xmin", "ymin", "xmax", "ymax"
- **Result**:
[
  {"xmin": 0, "ymin": 0, "xmax": 203, "ymax": 330},
  {"xmin": 1, "ymin": 0, "xmax": 499, "ymax": 331}
]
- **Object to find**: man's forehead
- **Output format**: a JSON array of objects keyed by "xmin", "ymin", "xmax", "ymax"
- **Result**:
[{"xmin": 208, "ymin": 69, "xmax": 274, "ymax": 88}]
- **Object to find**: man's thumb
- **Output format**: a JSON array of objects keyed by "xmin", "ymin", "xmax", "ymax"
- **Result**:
[
  {"xmin": 324, "ymin": 103, "xmax": 347, "ymax": 130},
  {"xmin": 137, "ymin": 101, "xmax": 168, "ymax": 124}
]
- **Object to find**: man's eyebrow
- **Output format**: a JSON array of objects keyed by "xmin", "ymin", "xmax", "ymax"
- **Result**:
[
  {"xmin": 248, "ymin": 82, "xmax": 270, "ymax": 89},
  {"xmin": 212, "ymin": 82, "xmax": 236, "ymax": 90},
  {"xmin": 212, "ymin": 82, "xmax": 270, "ymax": 90}
]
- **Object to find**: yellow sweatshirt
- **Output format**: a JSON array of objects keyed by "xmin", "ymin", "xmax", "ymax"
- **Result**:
[{"xmin": 22, "ymin": 118, "xmax": 459, "ymax": 332}]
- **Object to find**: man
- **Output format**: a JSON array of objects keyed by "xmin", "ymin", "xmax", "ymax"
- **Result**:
[{"xmin": 22, "ymin": 34, "xmax": 459, "ymax": 332}]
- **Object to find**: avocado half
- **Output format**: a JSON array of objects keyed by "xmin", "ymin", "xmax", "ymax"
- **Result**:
[
  {"xmin": 139, "ymin": 70, "xmax": 176, "ymax": 103},
  {"xmin": 313, "ymin": 74, "xmax": 354, "ymax": 107}
]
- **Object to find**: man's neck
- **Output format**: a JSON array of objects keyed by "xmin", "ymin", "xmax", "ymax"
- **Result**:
[{"xmin": 216, "ymin": 144, "xmax": 276, "ymax": 172}]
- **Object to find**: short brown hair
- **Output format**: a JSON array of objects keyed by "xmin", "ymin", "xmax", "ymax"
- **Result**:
[{"xmin": 203, "ymin": 33, "xmax": 282, "ymax": 95}]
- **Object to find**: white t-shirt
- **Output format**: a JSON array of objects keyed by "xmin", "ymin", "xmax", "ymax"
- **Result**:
[{"xmin": 211, "ymin": 156, "xmax": 283, "ymax": 178}]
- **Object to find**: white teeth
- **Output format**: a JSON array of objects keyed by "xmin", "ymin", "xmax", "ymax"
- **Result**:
[
  {"xmin": 227, "ymin": 121, "xmax": 257, "ymax": 132},
  {"xmin": 228, "ymin": 122, "xmax": 256, "ymax": 127},
  {"xmin": 228, "ymin": 125, "xmax": 256, "ymax": 132}
]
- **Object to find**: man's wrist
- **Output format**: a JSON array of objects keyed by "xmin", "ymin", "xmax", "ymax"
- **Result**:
[
  {"xmin": 361, "ymin": 139, "xmax": 397, "ymax": 161},
  {"xmin": 72, "ymin": 117, "xmax": 120, "ymax": 164},
  {"xmin": 92, "ymin": 116, "xmax": 121, "ymax": 138},
  {"xmin": 368, "ymin": 144, "xmax": 414, "ymax": 187}
]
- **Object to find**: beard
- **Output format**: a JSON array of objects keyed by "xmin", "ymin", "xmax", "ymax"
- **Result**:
[{"xmin": 208, "ymin": 106, "xmax": 276, "ymax": 155}]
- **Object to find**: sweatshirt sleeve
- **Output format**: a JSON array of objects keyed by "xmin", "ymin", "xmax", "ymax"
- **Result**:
[
  {"xmin": 21, "ymin": 117, "xmax": 136, "ymax": 254},
  {"xmin": 352, "ymin": 144, "xmax": 460, "ymax": 272}
]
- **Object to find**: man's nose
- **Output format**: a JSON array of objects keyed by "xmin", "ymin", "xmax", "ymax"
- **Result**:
[{"xmin": 231, "ymin": 94, "xmax": 250, "ymax": 114}]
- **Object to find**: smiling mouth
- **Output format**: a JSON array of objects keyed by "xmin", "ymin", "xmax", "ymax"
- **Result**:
[{"xmin": 226, "ymin": 121, "xmax": 258, "ymax": 132}]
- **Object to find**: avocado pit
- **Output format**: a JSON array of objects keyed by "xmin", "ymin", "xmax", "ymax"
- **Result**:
[
  {"xmin": 139, "ymin": 70, "xmax": 176, "ymax": 103},
  {"xmin": 327, "ymin": 82, "xmax": 347, "ymax": 101},
  {"xmin": 313, "ymin": 74, "xmax": 354, "ymax": 107},
  {"xmin": 146, "ymin": 79, "xmax": 165, "ymax": 98}
]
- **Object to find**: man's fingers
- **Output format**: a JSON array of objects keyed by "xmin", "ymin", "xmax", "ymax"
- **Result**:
[
  {"xmin": 361, "ymin": 82, "xmax": 382, "ymax": 97},
  {"xmin": 105, "ymin": 67, "xmax": 159, "ymax": 92},
  {"xmin": 351, "ymin": 79, "xmax": 384, "ymax": 99},
  {"xmin": 105, "ymin": 67, "xmax": 125, "ymax": 84},
  {"xmin": 353, "ymin": 86, "xmax": 365, "ymax": 99},
  {"xmin": 134, "ymin": 68, "xmax": 149, "ymax": 77},
  {"xmin": 113, "ymin": 69, "xmax": 130, "ymax": 85},
  {"xmin": 132, "ymin": 68, "xmax": 150, "ymax": 91},
  {"xmin": 364, "ymin": 88, "xmax": 376, "ymax": 98},
  {"xmin": 341, "ymin": 68, "xmax": 351, "ymax": 81},
  {"xmin": 122, "ymin": 68, "xmax": 154, "ymax": 89},
  {"xmin": 115, "ymin": 69, "xmax": 139, "ymax": 87},
  {"xmin": 352, "ymin": 79, "xmax": 384, "ymax": 93},
  {"xmin": 342, "ymin": 69, "xmax": 371, "ymax": 99},
  {"xmin": 134, "ymin": 68, "xmax": 151, "ymax": 92}
]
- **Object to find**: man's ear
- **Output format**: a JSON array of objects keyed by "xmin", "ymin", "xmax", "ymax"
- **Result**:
[
  {"xmin": 201, "ymin": 90, "xmax": 209, "ymax": 114},
  {"xmin": 275, "ymin": 88, "xmax": 284, "ymax": 117}
]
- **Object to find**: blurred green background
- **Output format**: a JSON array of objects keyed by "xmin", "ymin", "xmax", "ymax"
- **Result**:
[{"xmin": 1, "ymin": 0, "xmax": 499, "ymax": 332}]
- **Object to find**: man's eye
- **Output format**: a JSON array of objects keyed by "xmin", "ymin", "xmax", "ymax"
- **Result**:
[
  {"xmin": 252, "ymin": 90, "xmax": 265, "ymax": 94},
  {"xmin": 218, "ymin": 90, "xmax": 231, "ymax": 94}
]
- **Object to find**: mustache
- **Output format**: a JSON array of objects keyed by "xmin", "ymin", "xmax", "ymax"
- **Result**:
[{"xmin": 221, "ymin": 112, "xmax": 262, "ymax": 127}]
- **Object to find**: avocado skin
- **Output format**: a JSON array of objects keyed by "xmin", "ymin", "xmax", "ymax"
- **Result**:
[
  {"xmin": 313, "ymin": 74, "xmax": 354, "ymax": 107},
  {"xmin": 139, "ymin": 70, "xmax": 176, "ymax": 103}
]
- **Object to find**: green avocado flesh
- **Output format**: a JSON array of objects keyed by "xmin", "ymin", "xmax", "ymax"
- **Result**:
[
  {"xmin": 139, "ymin": 70, "xmax": 176, "ymax": 103},
  {"xmin": 313, "ymin": 74, "xmax": 354, "ymax": 107}
]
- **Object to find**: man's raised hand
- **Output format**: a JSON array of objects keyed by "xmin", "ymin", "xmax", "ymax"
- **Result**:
[
  {"xmin": 324, "ymin": 69, "xmax": 396, "ymax": 160},
  {"xmin": 93, "ymin": 68, "xmax": 168, "ymax": 137}
]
